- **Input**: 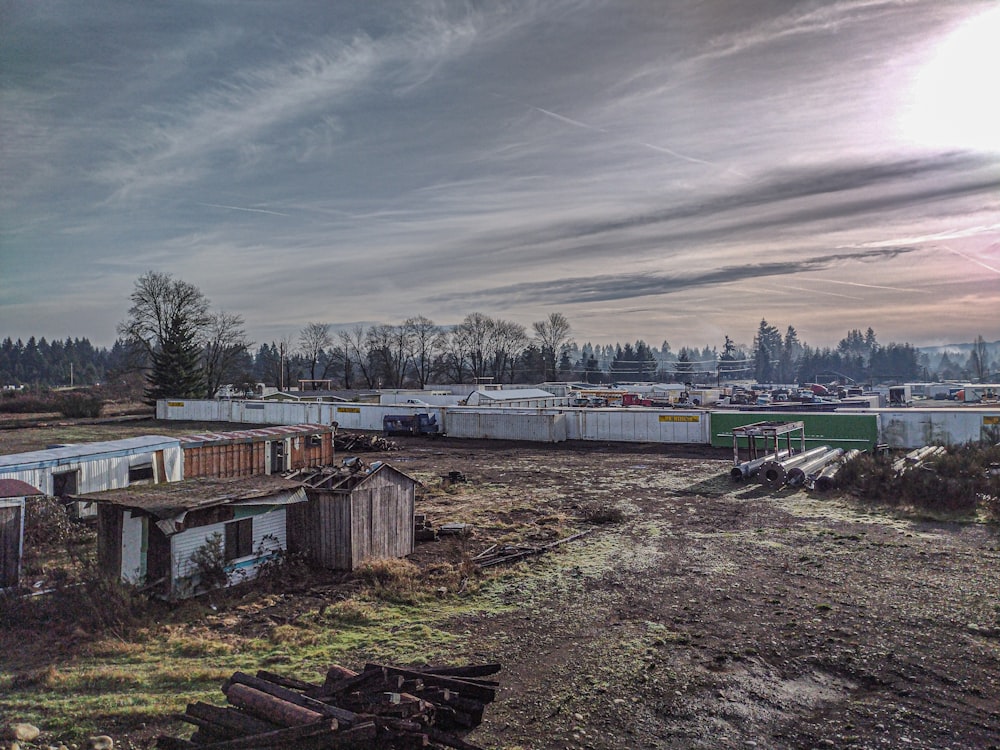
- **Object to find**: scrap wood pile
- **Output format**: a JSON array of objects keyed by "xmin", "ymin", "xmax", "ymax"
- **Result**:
[
  {"xmin": 334, "ymin": 432, "xmax": 399, "ymax": 452},
  {"xmin": 472, "ymin": 528, "xmax": 593, "ymax": 568},
  {"xmin": 158, "ymin": 662, "xmax": 500, "ymax": 750}
]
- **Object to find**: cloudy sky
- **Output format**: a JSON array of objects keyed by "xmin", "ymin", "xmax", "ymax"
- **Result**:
[{"xmin": 2, "ymin": 0, "xmax": 999, "ymax": 351}]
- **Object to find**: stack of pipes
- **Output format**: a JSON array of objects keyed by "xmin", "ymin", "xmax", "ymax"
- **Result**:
[
  {"xmin": 758, "ymin": 446, "xmax": 832, "ymax": 490},
  {"xmin": 813, "ymin": 449, "xmax": 862, "ymax": 492},
  {"xmin": 731, "ymin": 448, "xmax": 792, "ymax": 482},
  {"xmin": 787, "ymin": 448, "xmax": 844, "ymax": 487},
  {"xmin": 892, "ymin": 445, "xmax": 947, "ymax": 475}
]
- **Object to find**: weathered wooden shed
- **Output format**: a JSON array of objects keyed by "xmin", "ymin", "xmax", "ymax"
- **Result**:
[
  {"xmin": 0, "ymin": 436, "xmax": 183, "ymax": 519},
  {"xmin": 81, "ymin": 477, "xmax": 306, "ymax": 599},
  {"xmin": 287, "ymin": 461, "xmax": 418, "ymax": 570},
  {"xmin": 0, "ymin": 479, "xmax": 41, "ymax": 590},
  {"xmin": 179, "ymin": 424, "xmax": 335, "ymax": 479}
]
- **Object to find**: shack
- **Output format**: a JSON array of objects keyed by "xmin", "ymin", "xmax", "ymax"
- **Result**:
[
  {"xmin": 287, "ymin": 460, "xmax": 418, "ymax": 570},
  {"xmin": 0, "ymin": 479, "xmax": 40, "ymax": 590},
  {"xmin": 179, "ymin": 424, "xmax": 335, "ymax": 478},
  {"xmin": 0, "ymin": 436, "xmax": 183, "ymax": 519},
  {"xmin": 82, "ymin": 476, "xmax": 306, "ymax": 599}
]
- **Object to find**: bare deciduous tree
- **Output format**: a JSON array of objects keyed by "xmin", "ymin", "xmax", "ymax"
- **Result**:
[
  {"xmin": 532, "ymin": 313, "xmax": 572, "ymax": 381},
  {"xmin": 299, "ymin": 322, "xmax": 334, "ymax": 382},
  {"xmin": 118, "ymin": 270, "xmax": 212, "ymax": 360},
  {"xmin": 490, "ymin": 319, "xmax": 528, "ymax": 383},
  {"xmin": 404, "ymin": 315, "xmax": 441, "ymax": 389},
  {"xmin": 203, "ymin": 311, "xmax": 252, "ymax": 398},
  {"xmin": 339, "ymin": 325, "xmax": 375, "ymax": 389}
]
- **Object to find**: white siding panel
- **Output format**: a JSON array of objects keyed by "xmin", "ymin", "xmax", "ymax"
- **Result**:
[
  {"xmin": 169, "ymin": 507, "xmax": 289, "ymax": 596},
  {"xmin": 444, "ymin": 411, "xmax": 565, "ymax": 442},
  {"xmin": 876, "ymin": 409, "xmax": 1000, "ymax": 448},
  {"xmin": 121, "ymin": 511, "xmax": 145, "ymax": 583}
]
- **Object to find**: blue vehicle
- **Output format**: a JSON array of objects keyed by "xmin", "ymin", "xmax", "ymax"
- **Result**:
[{"xmin": 382, "ymin": 413, "xmax": 441, "ymax": 436}]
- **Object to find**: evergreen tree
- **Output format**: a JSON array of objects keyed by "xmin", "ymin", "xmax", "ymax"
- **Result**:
[{"xmin": 144, "ymin": 314, "xmax": 204, "ymax": 403}]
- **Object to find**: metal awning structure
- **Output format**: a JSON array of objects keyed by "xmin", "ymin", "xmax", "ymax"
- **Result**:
[{"xmin": 731, "ymin": 420, "xmax": 805, "ymax": 465}]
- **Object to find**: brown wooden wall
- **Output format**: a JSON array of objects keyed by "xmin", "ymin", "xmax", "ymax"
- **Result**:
[
  {"xmin": 183, "ymin": 432, "xmax": 334, "ymax": 479},
  {"xmin": 96, "ymin": 505, "xmax": 124, "ymax": 579},
  {"xmin": 0, "ymin": 503, "xmax": 23, "ymax": 589},
  {"xmin": 287, "ymin": 469, "xmax": 414, "ymax": 570}
]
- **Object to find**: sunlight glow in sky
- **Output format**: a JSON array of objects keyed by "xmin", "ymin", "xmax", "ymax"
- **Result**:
[{"xmin": 902, "ymin": 6, "xmax": 1000, "ymax": 152}]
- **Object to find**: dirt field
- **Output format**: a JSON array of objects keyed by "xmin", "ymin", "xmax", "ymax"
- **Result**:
[
  {"xmin": 2, "ymin": 424, "xmax": 1000, "ymax": 749},
  {"xmin": 398, "ymin": 439, "xmax": 1000, "ymax": 750}
]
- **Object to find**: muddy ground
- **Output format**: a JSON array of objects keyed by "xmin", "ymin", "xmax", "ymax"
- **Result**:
[
  {"xmin": 393, "ymin": 438, "xmax": 1000, "ymax": 750},
  {"xmin": 4, "ymin": 426, "xmax": 1000, "ymax": 749}
]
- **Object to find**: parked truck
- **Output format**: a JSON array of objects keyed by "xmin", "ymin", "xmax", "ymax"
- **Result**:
[{"xmin": 382, "ymin": 413, "xmax": 441, "ymax": 436}]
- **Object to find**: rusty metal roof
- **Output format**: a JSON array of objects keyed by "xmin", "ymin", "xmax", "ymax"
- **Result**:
[
  {"xmin": 178, "ymin": 423, "xmax": 334, "ymax": 447},
  {"xmin": 0, "ymin": 478, "xmax": 43, "ymax": 497},
  {"xmin": 73, "ymin": 476, "xmax": 305, "ymax": 520}
]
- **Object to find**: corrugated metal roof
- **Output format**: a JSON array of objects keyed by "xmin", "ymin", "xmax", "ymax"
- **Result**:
[
  {"xmin": 470, "ymin": 389, "xmax": 557, "ymax": 401},
  {"xmin": 178, "ymin": 423, "xmax": 334, "ymax": 447},
  {"xmin": 0, "ymin": 435, "xmax": 180, "ymax": 471},
  {"xmin": 74, "ymin": 476, "xmax": 305, "ymax": 519},
  {"xmin": 0, "ymin": 478, "xmax": 43, "ymax": 497}
]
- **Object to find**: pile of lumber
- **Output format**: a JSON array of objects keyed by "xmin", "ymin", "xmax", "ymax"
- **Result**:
[
  {"xmin": 472, "ymin": 529, "xmax": 592, "ymax": 568},
  {"xmin": 334, "ymin": 432, "xmax": 400, "ymax": 452},
  {"xmin": 159, "ymin": 662, "xmax": 500, "ymax": 750}
]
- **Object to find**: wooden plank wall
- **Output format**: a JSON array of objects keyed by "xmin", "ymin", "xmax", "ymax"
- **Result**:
[
  {"xmin": 96, "ymin": 505, "xmax": 124, "ymax": 580},
  {"xmin": 183, "ymin": 432, "xmax": 332, "ymax": 479},
  {"xmin": 0, "ymin": 503, "xmax": 23, "ymax": 588},
  {"xmin": 288, "ymin": 469, "xmax": 414, "ymax": 571}
]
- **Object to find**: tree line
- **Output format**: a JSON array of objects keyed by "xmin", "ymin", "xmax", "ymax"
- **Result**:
[{"xmin": 3, "ymin": 272, "xmax": 996, "ymax": 396}]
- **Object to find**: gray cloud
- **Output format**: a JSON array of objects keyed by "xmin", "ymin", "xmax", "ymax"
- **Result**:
[{"xmin": 430, "ymin": 247, "xmax": 920, "ymax": 306}]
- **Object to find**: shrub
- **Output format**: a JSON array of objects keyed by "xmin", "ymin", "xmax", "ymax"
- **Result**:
[
  {"xmin": 839, "ymin": 444, "xmax": 1000, "ymax": 518},
  {"xmin": 0, "ymin": 391, "xmax": 55, "ymax": 414},
  {"xmin": 355, "ymin": 558, "xmax": 424, "ymax": 603},
  {"xmin": 188, "ymin": 533, "xmax": 229, "ymax": 593},
  {"xmin": 24, "ymin": 495, "xmax": 92, "ymax": 547},
  {"xmin": 56, "ymin": 390, "xmax": 104, "ymax": 418},
  {"xmin": 582, "ymin": 502, "xmax": 626, "ymax": 524}
]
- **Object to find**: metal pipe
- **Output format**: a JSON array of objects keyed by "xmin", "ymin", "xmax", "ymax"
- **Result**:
[
  {"xmin": 758, "ymin": 446, "xmax": 832, "ymax": 489},
  {"xmin": 813, "ymin": 449, "xmax": 861, "ymax": 491},
  {"xmin": 730, "ymin": 448, "xmax": 792, "ymax": 482},
  {"xmin": 787, "ymin": 448, "xmax": 843, "ymax": 487}
]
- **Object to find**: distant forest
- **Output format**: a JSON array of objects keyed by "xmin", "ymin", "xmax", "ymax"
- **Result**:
[{"xmin": 2, "ymin": 321, "xmax": 995, "ymax": 393}]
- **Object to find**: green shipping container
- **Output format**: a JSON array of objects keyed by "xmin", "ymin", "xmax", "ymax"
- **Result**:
[{"xmin": 710, "ymin": 412, "xmax": 879, "ymax": 452}]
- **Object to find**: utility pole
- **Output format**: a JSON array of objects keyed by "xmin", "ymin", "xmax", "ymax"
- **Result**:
[{"xmin": 70, "ymin": 362, "xmax": 73, "ymax": 387}]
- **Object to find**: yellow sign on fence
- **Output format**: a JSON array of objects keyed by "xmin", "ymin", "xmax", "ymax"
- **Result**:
[
  {"xmin": 167, "ymin": 402, "xmax": 185, "ymax": 407},
  {"xmin": 337, "ymin": 407, "xmax": 361, "ymax": 413},
  {"xmin": 984, "ymin": 416, "xmax": 1000, "ymax": 425},
  {"xmin": 659, "ymin": 414, "xmax": 700, "ymax": 423}
]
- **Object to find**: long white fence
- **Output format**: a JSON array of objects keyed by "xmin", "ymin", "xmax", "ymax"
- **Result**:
[
  {"xmin": 158, "ymin": 400, "xmax": 712, "ymax": 444},
  {"xmin": 157, "ymin": 400, "xmax": 1000, "ymax": 448}
]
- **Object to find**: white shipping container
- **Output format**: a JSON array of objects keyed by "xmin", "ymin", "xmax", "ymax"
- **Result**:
[
  {"xmin": 573, "ymin": 409, "xmax": 708, "ymax": 444},
  {"xmin": 444, "ymin": 410, "xmax": 567, "ymax": 442},
  {"xmin": 877, "ymin": 408, "xmax": 1000, "ymax": 448}
]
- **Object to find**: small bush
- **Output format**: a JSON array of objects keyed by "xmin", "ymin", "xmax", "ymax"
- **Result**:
[
  {"xmin": 188, "ymin": 533, "xmax": 229, "ymax": 593},
  {"xmin": 582, "ymin": 502, "xmax": 626, "ymax": 524},
  {"xmin": 56, "ymin": 390, "xmax": 104, "ymax": 418},
  {"xmin": 1, "ymin": 570, "xmax": 154, "ymax": 639},
  {"xmin": 0, "ymin": 391, "xmax": 55, "ymax": 414},
  {"xmin": 318, "ymin": 598, "xmax": 378, "ymax": 625},
  {"xmin": 24, "ymin": 495, "xmax": 92, "ymax": 547},
  {"xmin": 356, "ymin": 558, "xmax": 424, "ymax": 603}
]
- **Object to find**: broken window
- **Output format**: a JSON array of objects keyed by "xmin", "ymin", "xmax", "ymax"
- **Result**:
[
  {"xmin": 52, "ymin": 470, "xmax": 79, "ymax": 498},
  {"xmin": 224, "ymin": 518, "xmax": 253, "ymax": 561},
  {"xmin": 128, "ymin": 463, "xmax": 155, "ymax": 484}
]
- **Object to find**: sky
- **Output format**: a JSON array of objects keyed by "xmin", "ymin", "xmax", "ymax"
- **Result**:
[{"xmin": 2, "ymin": 0, "xmax": 999, "ymax": 352}]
